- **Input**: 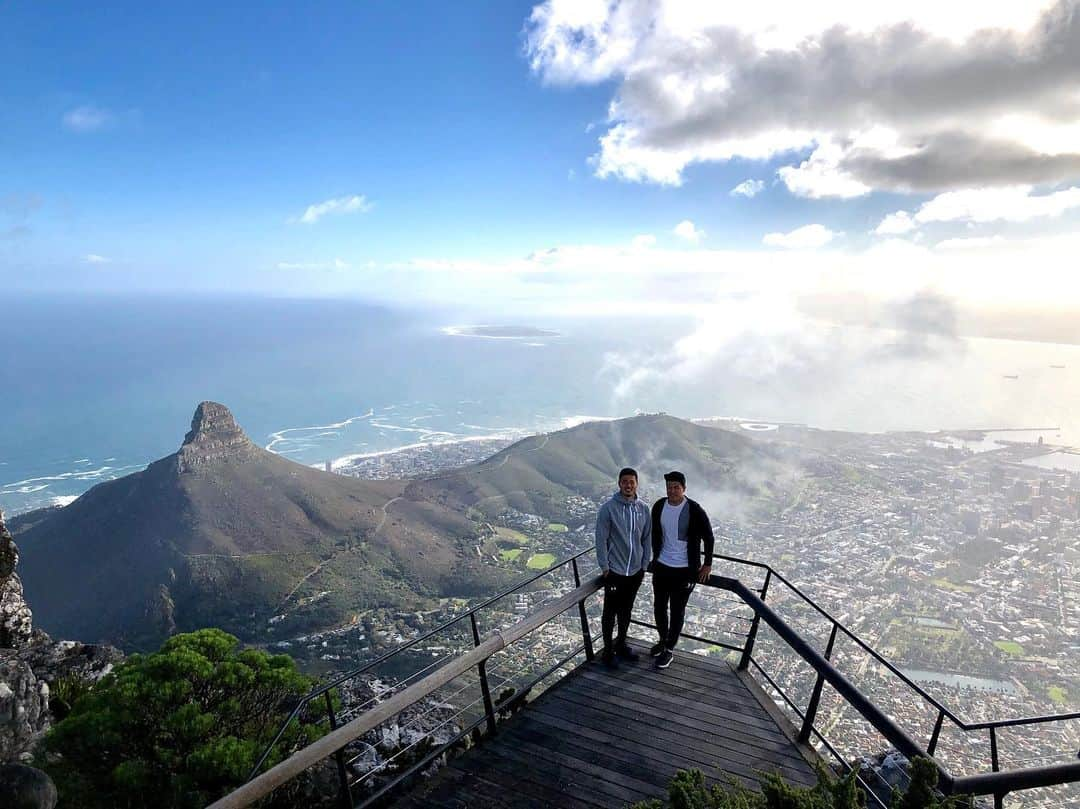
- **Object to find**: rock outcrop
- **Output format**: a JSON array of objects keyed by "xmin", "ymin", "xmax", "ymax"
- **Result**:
[
  {"xmin": 0, "ymin": 510, "xmax": 123, "ymax": 765},
  {"xmin": 0, "ymin": 515, "xmax": 33, "ymax": 650},
  {"xmin": 177, "ymin": 400, "xmax": 258, "ymax": 472}
]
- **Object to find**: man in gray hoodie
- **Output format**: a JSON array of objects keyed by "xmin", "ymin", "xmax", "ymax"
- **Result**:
[{"xmin": 595, "ymin": 467, "xmax": 652, "ymax": 666}]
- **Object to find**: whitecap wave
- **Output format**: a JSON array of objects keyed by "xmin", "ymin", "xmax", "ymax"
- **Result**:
[{"xmin": 265, "ymin": 410, "xmax": 374, "ymax": 453}]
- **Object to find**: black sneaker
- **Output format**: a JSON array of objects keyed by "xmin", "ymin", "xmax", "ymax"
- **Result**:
[
  {"xmin": 601, "ymin": 647, "xmax": 618, "ymax": 668},
  {"xmin": 615, "ymin": 643, "xmax": 639, "ymax": 662},
  {"xmin": 655, "ymin": 649, "xmax": 674, "ymax": 669},
  {"xmin": 649, "ymin": 643, "xmax": 665, "ymax": 658}
]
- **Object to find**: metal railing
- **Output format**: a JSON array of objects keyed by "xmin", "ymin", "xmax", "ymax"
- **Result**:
[
  {"xmin": 210, "ymin": 551, "xmax": 1080, "ymax": 809},
  {"xmin": 705, "ymin": 554, "xmax": 1080, "ymax": 809},
  {"xmin": 232, "ymin": 548, "xmax": 598, "ymax": 809}
]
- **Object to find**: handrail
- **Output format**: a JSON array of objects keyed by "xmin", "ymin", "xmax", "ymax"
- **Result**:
[
  {"xmin": 207, "ymin": 574, "xmax": 603, "ymax": 809},
  {"xmin": 246, "ymin": 547, "xmax": 594, "ymax": 779},
  {"xmin": 721, "ymin": 576, "xmax": 1080, "ymax": 796},
  {"xmin": 714, "ymin": 553, "xmax": 1078, "ymax": 734}
]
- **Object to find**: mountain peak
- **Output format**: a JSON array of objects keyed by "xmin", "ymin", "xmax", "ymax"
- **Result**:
[{"xmin": 178, "ymin": 402, "xmax": 256, "ymax": 471}]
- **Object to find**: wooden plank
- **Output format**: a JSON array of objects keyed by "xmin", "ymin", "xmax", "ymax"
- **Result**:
[
  {"xmin": 443, "ymin": 750, "xmax": 606, "ymax": 809},
  {"xmin": 569, "ymin": 666, "xmax": 781, "ymax": 730},
  {"xmin": 503, "ymin": 723, "xmax": 678, "ymax": 790},
  {"xmin": 522, "ymin": 704, "xmax": 814, "ymax": 788},
  {"xmin": 486, "ymin": 733, "xmax": 659, "ymax": 805},
  {"xmin": 414, "ymin": 765, "xmax": 555, "ymax": 809},
  {"xmin": 542, "ymin": 688, "xmax": 815, "ymax": 768},
  {"xmin": 463, "ymin": 742, "xmax": 650, "ymax": 808},
  {"xmin": 558, "ymin": 673, "xmax": 801, "ymax": 748},
  {"xmin": 530, "ymin": 697, "xmax": 816, "ymax": 788},
  {"xmin": 591, "ymin": 660, "xmax": 753, "ymax": 701}
]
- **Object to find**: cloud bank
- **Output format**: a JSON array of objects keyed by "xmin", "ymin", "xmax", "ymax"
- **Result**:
[{"xmin": 525, "ymin": 1, "xmax": 1080, "ymax": 196}]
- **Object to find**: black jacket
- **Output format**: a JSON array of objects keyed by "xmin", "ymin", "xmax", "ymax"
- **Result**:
[{"xmin": 650, "ymin": 497, "xmax": 715, "ymax": 577}]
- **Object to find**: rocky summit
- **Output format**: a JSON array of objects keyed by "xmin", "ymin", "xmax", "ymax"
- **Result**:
[{"xmin": 177, "ymin": 401, "xmax": 258, "ymax": 472}]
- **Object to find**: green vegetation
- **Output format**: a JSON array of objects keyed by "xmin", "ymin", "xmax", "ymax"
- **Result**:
[
  {"xmin": 547, "ymin": 522, "xmax": 569, "ymax": 532},
  {"xmin": 49, "ymin": 673, "xmax": 94, "ymax": 722},
  {"xmin": 1048, "ymin": 686, "xmax": 1068, "ymax": 704},
  {"xmin": 527, "ymin": 553, "xmax": 557, "ymax": 570},
  {"xmin": 881, "ymin": 619, "xmax": 993, "ymax": 671},
  {"xmin": 929, "ymin": 578, "xmax": 975, "ymax": 593},
  {"xmin": 993, "ymin": 640, "xmax": 1024, "ymax": 656},
  {"xmin": 43, "ymin": 628, "xmax": 324, "ymax": 809},
  {"xmin": 495, "ymin": 527, "xmax": 530, "ymax": 545},
  {"xmin": 500, "ymin": 548, "xmax": 524, "ymax": 562},
  {"xmin": 633, "ymin": 758, "xmax": 971, "ymax": 809}
]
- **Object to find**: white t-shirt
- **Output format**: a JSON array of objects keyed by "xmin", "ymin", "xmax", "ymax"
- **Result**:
[{"xmin": 658, "ymin": 499, "xmax": 688, "ymax": 568}]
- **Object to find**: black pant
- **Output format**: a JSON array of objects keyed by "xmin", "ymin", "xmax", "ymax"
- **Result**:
[
  {"xmin": 601, "ymin": 570, "xmax": 644, "ymax": 650},
  {"xmin": 653, "ymin": 562, "xmax": 695, "ymax": 650}
]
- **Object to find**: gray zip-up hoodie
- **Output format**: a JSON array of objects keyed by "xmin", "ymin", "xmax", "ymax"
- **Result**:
[{"xmin": 595, "ymin": 492, "xmax": 652, "ymax": 576}]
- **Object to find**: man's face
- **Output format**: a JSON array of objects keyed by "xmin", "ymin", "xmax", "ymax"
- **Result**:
[
  {"xmin": 618, "ymin": 474, "xmax": 638, "ymax": 499},
  {"xmin": 666, "ymin": 481, "xmax": 686, "ymax": 503}
]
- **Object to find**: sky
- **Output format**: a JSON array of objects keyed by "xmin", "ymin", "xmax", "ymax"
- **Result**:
[{"xmin": 4, "ymin": 1, "xmax": 1080, "ymax": 323}]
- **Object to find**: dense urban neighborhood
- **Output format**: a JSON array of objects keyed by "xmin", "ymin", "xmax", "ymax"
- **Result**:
[{"xmin": 268, "ymin": 420, "xmax": 1079, "ymax": 807}]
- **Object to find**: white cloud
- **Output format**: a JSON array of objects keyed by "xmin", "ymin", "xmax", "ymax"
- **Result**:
[
  {"xmin": 83, "ymin": 254, "xmax": 111, "ymax": 264},
  {"xmin": 875, "ymin": 211, "xmax": 916, "ymax": 235},
  {"xmin": 875, "ymin": 185, "xmax": 1080, "ymax": 234},
  {"xmin": 730, "ymin": 179, "xmax": 765, "ymax": 198},
  {"xmin": 63, "ymin": 106, "xmax": 111, "ymax": 132},
  {"xmin": 673, "ymin": 220, "xmax": 705, "ymax": 243},
  {"xmin": 525, "ymin": 1, "xmax": 1080, "ymax": 194},
  {"xmin": 277, "ymin": 258, "xmax": 352, "ymax": 270},
  {"xmin": 293, "ymin": 195, "xmax": 373, "ymax": 225},
  {"xmin": 935, "ymin": 235, "xmax": 1007, "ymax": 250},
  {"xmin": 916, "ymin": 185, "xmax": 1080, "ymax": 224},
  {"xmin": 763, "ymin": 224, "xmax": 836, "ymax": 249},
  {"xmin": 631, "ymin": 233, "xmax": 656, "ymax": 249}
]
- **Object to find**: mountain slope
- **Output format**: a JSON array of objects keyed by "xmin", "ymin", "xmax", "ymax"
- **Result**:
[
  {"xmin": 17, "ymin": 403, "xmax": 500, "ymax": 648},
  {"xmin": 413, "ymin": 413, "xmax": 798, "ymax": 520}
]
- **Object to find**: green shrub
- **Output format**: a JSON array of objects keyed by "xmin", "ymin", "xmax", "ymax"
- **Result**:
[
  {"xmin": 49, "ymin": 673, "xmax": 95, "ymax": 722},
  {"xmin": 633, "ymin": 757, "xmax": 973, "ymax": 809},
  {"xmin": 43, "ymin": 628, "xmax": 326, "ymax": 809}
]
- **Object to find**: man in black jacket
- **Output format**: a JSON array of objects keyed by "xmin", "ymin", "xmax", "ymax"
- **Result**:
[{"xmin": 649, "ymin": 471, "xmax": 714, "ymax": 669}]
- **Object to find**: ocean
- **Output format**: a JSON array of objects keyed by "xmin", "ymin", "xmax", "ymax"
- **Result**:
[{"xmin": 2, "ymin": 293, "xmax": 1079, "ymax": 515}]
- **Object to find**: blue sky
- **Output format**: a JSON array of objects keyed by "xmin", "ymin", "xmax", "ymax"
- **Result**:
[{"xmin": 3, "ymin": 1, "xmax": 1080, "ymax": 315}]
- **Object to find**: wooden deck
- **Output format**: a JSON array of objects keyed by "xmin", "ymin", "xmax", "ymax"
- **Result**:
[{"xmin": 397, "ymin": 639, "xmax": 821, "ymax": 808}]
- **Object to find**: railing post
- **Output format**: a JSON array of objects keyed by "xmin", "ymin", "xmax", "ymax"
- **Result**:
[
  {"xmin": 738, "ymin": 569, "xmax": 771, "ymax": 670},
  {"xmin": 572, "ymin": 558, "xmax": 595, "ymax": 661},
  {"xmin": 989, "ymin": 726, "xmax": 1005, "ymax": 809},
  {"xmin": 927, "ymin": 709, "xmax": 946, "ymax": 756},
  {"xmin": 798, "ymin": 622, "xmax": 838, "ymax": 743},
  {"xmin": 323, "ymin": 691, "xmax": 353, "ymax": 809},
  {"xmin": 470, "ymin": 613, "xmax": 498, "ymax": 735}
]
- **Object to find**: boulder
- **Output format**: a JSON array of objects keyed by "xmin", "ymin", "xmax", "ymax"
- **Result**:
[{"xmin": 0, "ymin": 763, "xmax": 58, "ymax": 809}]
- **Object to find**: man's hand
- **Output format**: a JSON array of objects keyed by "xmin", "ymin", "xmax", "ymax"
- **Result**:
[
  {"xmin": 602, "ymin": 569, "xmax": 609, "ymax": 579},
  {"xmin": 697, "ymin": 564, "xmax": 712, "ymax": 583}
]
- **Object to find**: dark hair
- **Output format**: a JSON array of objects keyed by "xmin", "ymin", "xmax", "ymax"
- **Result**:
[
  {"xmin": 663, "ymin": 470, "xmax": 686, "ymax": 486},
  {"xmin": 618, "ymin": 467, "xmax": 638, "ymax": 481}
]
